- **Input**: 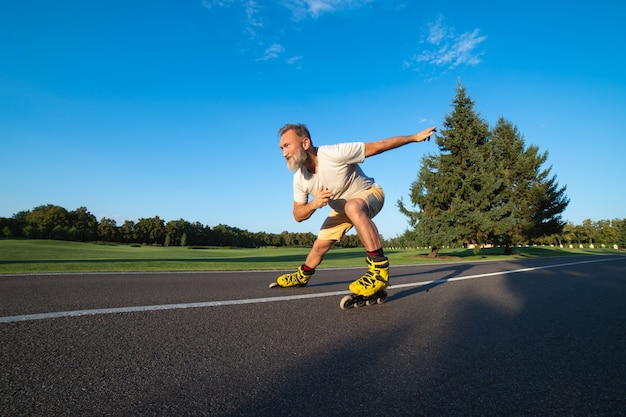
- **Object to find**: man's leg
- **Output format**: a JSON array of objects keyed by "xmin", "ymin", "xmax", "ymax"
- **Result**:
[
  {"xmin": 274, "ymin": 238, "xmax": 335, "ymax": 288},
  {"xmin": 343, "ymin": 198, "xmax": 381, "ymax": 252},
  {"xmin": 305, "ymin": 238, "xmax": 335, "ymax": 269},
  {"xmin": 344, "ymin": 192, "xmax": 389, "ymax": 297}
]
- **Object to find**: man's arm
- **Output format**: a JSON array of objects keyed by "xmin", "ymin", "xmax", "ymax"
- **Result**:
[
  {"xmin": 364, "ymin": 126, "xmax": 436, "ymax": 158},
  {"xmin": 293, "ymin": 201, "xmax": 316, "ymax": 222},
  {"xmin": 293, "ymin": 186, "xmax": 333, "ymax": 222}
]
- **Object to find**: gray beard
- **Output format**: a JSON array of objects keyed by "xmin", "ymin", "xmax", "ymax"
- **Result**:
[{"xmin": 287, "ymin": 148, "xmax": 308, "ymax": 172}]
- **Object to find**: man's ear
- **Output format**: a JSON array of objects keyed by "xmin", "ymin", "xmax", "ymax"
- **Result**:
[{"xmin": 302, "ymin": 137, "xmax": 311, "ymax": 150}]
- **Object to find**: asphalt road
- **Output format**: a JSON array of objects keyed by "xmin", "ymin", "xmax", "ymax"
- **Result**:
[{"xmin": 1, "ymin": 255, "xmax": 625, "ymax": 416}]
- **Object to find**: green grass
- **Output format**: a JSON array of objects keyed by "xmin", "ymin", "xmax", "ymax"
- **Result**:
[{"xmin": 0, "ymin": 239, "xmax": 621, "ymax": 274}]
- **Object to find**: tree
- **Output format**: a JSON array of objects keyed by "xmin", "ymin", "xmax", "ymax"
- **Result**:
[
  {"xmin": 614, "ymin": 218, "xmax": 626, "ymax": 248},
  {"xmin": 135, "ymin": 217, "xmax": 166, "ymax": 245},
  {"xmin": 562, "ymin": 222, "xmax": 576, "ymax": 245},
  {"xmin": 399, "ymin": 84, "xmax": 569, "ymax": 256},
  {"xmin": 595, "ymin": 219, "xmax": 618, "ymax": 245},
  {"xmin": 98, "ymin": 217, "xmax": 119, "ymax": 242},
  {"xmin": 490, "ymin": 117, "xmax": 569, "ymax": 253},
  {"xmin": 525, "ymin": 165, "xmax": 569, "ymax": 242},
  {"xmin": 25, "ymin": 204, "xmax": 70, "ymax": 239},
  {"xmin": 68, "ymin": 207, "xmax": 98, "ymax": 241},
  {"xmin": 120, "ymin": 220, "xmax": 136, "ymax": 243},
  {"xmin": 165, "ymin": 219, "xmax": 190, "ymax": 246},
  {"xmin": 186, "ymin": 221, "xmax": 211, "ymax": 246},
  {"xmin": 398, "ymin": 83, "xmax": 511, "ymax": 257},
  {"xmin": 581, "ymin": 219, "xmax": 597, "ymax": 245}
]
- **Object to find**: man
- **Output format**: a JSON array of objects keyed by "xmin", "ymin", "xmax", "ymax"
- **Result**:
[{"xmin": 273, "ymin": 123, "xmax": 437, "ymax": 297}]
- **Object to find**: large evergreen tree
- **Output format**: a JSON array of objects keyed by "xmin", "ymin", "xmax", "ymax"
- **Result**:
[
  {"xmin": 399, "ymin": 83, "xmax": 568, "ymax": 256},
  {"xmin": 399, "ymin": 83, "xmax": 512, "ymax": 257},
  {"xmin": 491, "ymin": 117, "xmax": 569, "ymax": 253}
]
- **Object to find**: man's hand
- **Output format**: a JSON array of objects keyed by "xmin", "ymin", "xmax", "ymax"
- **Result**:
[
  {"xmin": 413, "ymin": 126, "xmax": 437, "ymax": 143},
  {"xmin": 312, "ymin": 186, "xmax": 333, "ymax": 209},
  {"xmin": 292, "ymin": 186, "xmax": 334, "ymax": 222},
  {"xmin": 364, "ymin": 126, "xmax": 438, "ymax": 157}
]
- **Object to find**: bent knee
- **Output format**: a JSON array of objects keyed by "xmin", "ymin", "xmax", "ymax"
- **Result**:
[{"xmin": 344, "ymin": 198, "xmax": 368, "ymax": 217}]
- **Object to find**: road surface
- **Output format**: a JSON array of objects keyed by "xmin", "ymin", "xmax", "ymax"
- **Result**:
[{"xmin": 1, "ymin": 255, "xmax": 625, "ymax": 416}]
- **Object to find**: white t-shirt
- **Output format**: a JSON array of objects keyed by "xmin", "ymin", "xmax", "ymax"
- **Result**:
[{"xmin": 293, "ymin": 142, "xmax": 375, "ymax": 214}]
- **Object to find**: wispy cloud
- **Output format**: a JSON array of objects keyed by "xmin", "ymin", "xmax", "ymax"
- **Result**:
[
  {"xmin": 256, "ymin": 45, "xmax": 302, "ymax": 69},
  {"xmin": 404, "ymin": 16, "xmax": 487, "ymax": 78},
  {"xmin": 202, "ymin": 0, "xmax": 264, "ymax": 39},
  {"xmin": 202, "ymin": 0, "xmax": 375, "ymax": 64},
  {"xmin": 201, "ymin": 0, "xmax": 230, "ymax": 10},
  {"xmin": 257, "ymin": 43, "xmax": 285, "ymax": 61},
  {"xmin": 418, "ymin": 116, "xmax": 436, "ymax": 125},
  {"xmin": 287, "ymin": 55, "xmax": 303, "ymax": 65},
  {"xmin": 243, "ymin": 0, "xmax": 264, "ymax": 38},
  {"xmin": 282, "ymin": 0, "xmax": 374, "ymax": 20}
]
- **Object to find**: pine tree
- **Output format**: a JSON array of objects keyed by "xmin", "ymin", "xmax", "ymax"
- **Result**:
[
  {"xmin": 399, "ymin": 83, "xmax": 512, "ymax": 257},
  {"xmin": 399, "ymin": 84, "xmax": 570, "ymax": 256},
  {"xmin": 491, "ymin": 117, "xmax": 569, "ymax": 253}
]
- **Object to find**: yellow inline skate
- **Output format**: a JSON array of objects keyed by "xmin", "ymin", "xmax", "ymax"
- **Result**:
[
  {"xmin": 269, "ymin": 265, "xmax": 313, "ymax": 288},
  {"xmin": 340, "ymin": 257, "xmax": 389, "ymax": 309}
]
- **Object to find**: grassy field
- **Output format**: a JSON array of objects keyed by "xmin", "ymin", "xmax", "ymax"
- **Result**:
[{"xmin": 0, "ymin": 239, "xmax": 621, "ymax": 274}]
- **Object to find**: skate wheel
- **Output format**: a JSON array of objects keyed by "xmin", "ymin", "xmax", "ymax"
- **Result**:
[
  {"xmin": 340, "ymin": 294, "xmax": 355, "ymax": 310},
  {"xmin": 377, "ymin": 290, "xmax": 388, "ymax": 304},
  {"xmin": 269, "ymin": 282, "xmax": 280, "ymax": 289},
  {"xmin": 366, "ymin": 298, "xmax": 376, "ymax": 306},
  {"xmin": 354, "ymin": 299, "xmax": 367, "ymax": 308}
]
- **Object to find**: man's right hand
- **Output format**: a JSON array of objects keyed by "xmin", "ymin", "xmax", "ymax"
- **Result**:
[{"xmin": 313, "ymin": 186, "xmax": 333, "ymax": 209}]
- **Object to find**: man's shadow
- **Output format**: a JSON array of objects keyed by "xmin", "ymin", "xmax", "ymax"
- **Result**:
[{"xmin": 388, "ymin": 263, "xmax": 474, "ymax": 302}]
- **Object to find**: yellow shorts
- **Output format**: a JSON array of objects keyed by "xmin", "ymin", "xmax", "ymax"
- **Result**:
[{"xmin": 318, "ymin": 186, "xmax": 385, "ymax": 241}]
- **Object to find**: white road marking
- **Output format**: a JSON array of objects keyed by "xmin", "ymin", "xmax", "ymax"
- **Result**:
[
  {"xmin": 388, "ymin": 257, "xmax": 621, "ymax": 290},
  {"xmin": 1, "ymin": 256, "xmax": 622, "ymax": 323}
]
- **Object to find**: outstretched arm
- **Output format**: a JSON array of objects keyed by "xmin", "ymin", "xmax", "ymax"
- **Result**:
[{"xmin": 364, "ymin": 126, "xmax": 436, "ymax": 158}]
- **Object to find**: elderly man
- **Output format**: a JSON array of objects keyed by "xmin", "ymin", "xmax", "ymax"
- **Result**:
[{"xmin": 272, "ymin": 123, "xmax": 436, "ymax": 304}]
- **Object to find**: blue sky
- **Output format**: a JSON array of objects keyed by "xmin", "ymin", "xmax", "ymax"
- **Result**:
[{"xmin": 1, "ymin": 0, "xmax": 624, "ymax": 238}]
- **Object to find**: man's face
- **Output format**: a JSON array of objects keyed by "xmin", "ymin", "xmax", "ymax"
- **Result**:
[{"xmin": 280, "ymin": 130, "xmax": 308, "ymax": 172}]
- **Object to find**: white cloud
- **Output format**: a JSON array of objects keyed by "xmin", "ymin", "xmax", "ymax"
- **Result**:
[
  {"xmin": 242, "ymin": 1, "xmax": 264, "ymax": 38},
  {"xmin": 426, "ymin": 17, "xmax": 448, "ymax": 44},
  {"xmin": 418, "ymin": 117, "xmax": 436, "ymax": 125},
  {"xmin": 202, "ymin": 0, "xmax": 264, "ymax": 39},
  {"xmin": 244, "ymin": 1, "xmax": 263, "ymax": 27},
  {"xmin": 405, "ymin": 16, "xmax": 487, "ymax": 77},
  {"xmin": 200, "ymin": 0, "xmax": 380, "ymax": 67},
  {"xmin": 203, "ymin": 0, "xmax": 375, "ymax": 25},
  {"xmin": 287, "ymin": 55, "xmax": 303, "ymax": 65},
  {"xmin": 257, "ymin": 43, "xmax": 286, "ymax": 61},
  {"xmin": 201, "ymin": 0, "xmax": 236, "ymax": 10},
  {"xmin": 282, "ymin": 0, "xmax": 374, "ymax": 19}
]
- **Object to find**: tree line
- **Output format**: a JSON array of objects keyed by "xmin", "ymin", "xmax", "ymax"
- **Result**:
[
  {"xmin": 2, "ymin": 203, "xmax": 622, "ymax": 251},
  {"xmin": 0, "ymin": 204, "xmax": 626, "ymax": 248},
  {"xmin": 386, "ymin": 218, "xmax": 626, "ymax": 250},
  {"xmin": 0, "ymin": 204, "xmax": 363, "ymax": 248}
]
